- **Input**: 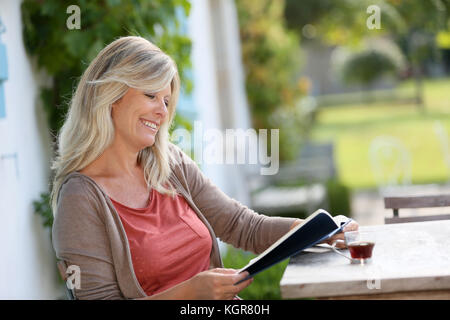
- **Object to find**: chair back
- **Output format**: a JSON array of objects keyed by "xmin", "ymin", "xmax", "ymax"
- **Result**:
[{"xmin": 384, "ymin": 194, "xmax": 450, "ymax": 224}]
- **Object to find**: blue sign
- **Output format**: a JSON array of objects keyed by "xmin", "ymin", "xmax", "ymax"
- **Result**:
[{"xmin": 0, "ymin": 20, "xmax": 7, "ymax": 119}]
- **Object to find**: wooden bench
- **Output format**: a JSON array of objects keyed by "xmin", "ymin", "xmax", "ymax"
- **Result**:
[{"xmin": 384, "ymin": 194, "xmax": 450, "ymax": 224}]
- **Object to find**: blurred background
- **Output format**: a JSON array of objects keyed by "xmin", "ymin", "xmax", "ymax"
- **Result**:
[{"xmin": 0, "ymin": 0, "xmax": 449, "ymax": 299}]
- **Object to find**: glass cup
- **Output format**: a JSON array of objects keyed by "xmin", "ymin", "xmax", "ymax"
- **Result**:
[{"xmin": 331, "ymin": 231, "xmax": 376, "ymax": 265}]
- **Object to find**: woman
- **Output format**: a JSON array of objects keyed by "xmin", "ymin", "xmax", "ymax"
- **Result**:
[{"xmin": 51, "ymin": 36, "xmax": 357, "ymax": 300}]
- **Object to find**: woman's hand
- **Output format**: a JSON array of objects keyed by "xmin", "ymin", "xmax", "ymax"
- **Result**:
[
  {"xmin": 188, "ymin": 268, "xmax": 253, "ymax": 300},
  {"xmin": 325, "ymin": 215, "xmax": 359, "ymax": 248},
  {"xmin": 289, "ymin": 216, "xmax": 359, "ymax": 249},
  {"xmin": 289, "ymin": 219, "xmax": 303, "ymax": 230}
]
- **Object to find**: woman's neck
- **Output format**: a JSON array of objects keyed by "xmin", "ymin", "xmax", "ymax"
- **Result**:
[{"xmin": 81, "ymin": 137, "xmax": 143, "ymax": 179}]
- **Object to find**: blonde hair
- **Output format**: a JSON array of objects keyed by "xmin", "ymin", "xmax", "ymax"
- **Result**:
[{"xmin": 51, "ymin": 36, "xmax": 180, "ymax": 214}]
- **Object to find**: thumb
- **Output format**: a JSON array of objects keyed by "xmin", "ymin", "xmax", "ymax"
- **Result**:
[{"xmin": 233, "ymin": 271, "xmax": 251, "ymax": 285}]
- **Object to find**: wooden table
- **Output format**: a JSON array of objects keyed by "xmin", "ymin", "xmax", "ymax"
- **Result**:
[{"xmin": 280, "ymin": 220, "xmax": 450, "ymax": 299}]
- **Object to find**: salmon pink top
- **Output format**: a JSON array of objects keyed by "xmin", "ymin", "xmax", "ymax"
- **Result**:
[{"xmin": 111, "ymin": 188, "xmax": 212, "ymax": 296}]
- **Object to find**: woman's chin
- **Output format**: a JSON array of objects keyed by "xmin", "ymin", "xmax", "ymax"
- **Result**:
[{"xmin": 136, "ymin": 137, "xmax": 156, "ymax": 150}]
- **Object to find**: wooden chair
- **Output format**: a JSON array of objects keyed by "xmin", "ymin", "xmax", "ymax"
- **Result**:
[
  {"xmin": 56, "ymin": 260, "xmax": 76, "ymax": 300},
  {"xmin": 384, "ymin": 194, "xmax": 450, "ymax": 224}
]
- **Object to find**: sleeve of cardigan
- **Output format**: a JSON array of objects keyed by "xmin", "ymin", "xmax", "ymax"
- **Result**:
[
  {"xmin": 52, "ymin": 177, "xmax": 125, "ymax": 300},
  {"xmin": 172, "ymin": 145, "xmax": 297, "ymax": 254}
]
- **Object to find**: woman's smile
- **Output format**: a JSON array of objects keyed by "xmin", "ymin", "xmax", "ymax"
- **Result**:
[{"xmin": 139, "ymin": 118, "xmax": 159, "ymax": 133}]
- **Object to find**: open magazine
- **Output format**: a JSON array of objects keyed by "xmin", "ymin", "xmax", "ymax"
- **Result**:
[{"xmin": 235, "ymin": 209, "xmax": 352, "ymax": 284}]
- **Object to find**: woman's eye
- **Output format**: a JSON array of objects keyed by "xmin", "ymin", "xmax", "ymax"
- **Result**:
[{"xmin": 145, "ymin": 94, "xmax": 168, "ymax": 107}]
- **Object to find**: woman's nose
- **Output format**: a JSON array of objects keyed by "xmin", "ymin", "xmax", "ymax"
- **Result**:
[{"xmin": 155, "ymin": 99, "xmax": 168, "ymax": 118}]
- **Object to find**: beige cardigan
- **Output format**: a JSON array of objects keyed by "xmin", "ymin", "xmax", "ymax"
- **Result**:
[{"xmin": 52, "ymin": 143, "xmax": 297, "ymax": 299}]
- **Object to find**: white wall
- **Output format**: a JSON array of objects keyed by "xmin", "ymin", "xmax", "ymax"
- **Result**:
[{"xmin": 0, "ymin": 0, "xmax": 63, "ymax": 299}]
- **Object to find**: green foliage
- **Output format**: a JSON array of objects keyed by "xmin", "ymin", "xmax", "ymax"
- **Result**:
[
  {"xmin": 222, "ymin": 245, "xmax": 289, "ymax": 300},
  {"xmin": 285, "ymin": 0, "xmax": 386, "ymax": 46},
  {"xmin": 284, "ymin": 0, "xmax": 450, "ymax": 45},
  {"xmin": 341, "ymin": 50, "xmax": 398, "ymax": 87},
  {"xmin": 325, "ymin": 179, "xmax": 351, "ymax": 217},
  {"xmin": 235, "ymin": 0, "xmax": 305, "ymax": 161},
  {"xmin": 33, "ymin": 192, "xmax": 54, "ymax": 229},
  {"xmin": 283, "ymin": 0, "xmax": 450, "ymax": 81},
  {"xmin": 21, "ymin": 0, "xmax": 192, "ymax": 225}
]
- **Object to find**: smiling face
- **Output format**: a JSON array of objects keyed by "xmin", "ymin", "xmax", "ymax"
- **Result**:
[{"xmin": 111, "ymin": 85, "xmax": 171, "ymax": 152}]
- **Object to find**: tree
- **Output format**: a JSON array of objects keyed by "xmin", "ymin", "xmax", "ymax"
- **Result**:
[
  {"xmin": 235, "ymin": 0, "xmax": 305, "ymax": 160},
  {"xmin": 284, "ymin": 0, "xmax": 450, "ymax": 110},
  {"xmin": 341, "ymin": 50, "xmax": 399, "ymax": 95}
]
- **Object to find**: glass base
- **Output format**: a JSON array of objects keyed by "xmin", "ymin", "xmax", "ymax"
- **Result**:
[{"xmin": 350, "ymin": 257, "xmax": 372, "ymax": 265}]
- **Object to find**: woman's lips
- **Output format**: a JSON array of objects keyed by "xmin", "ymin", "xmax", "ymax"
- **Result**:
[{"xmin": 140, "ymin": 118, "xmax": 159, "ymax": 132}]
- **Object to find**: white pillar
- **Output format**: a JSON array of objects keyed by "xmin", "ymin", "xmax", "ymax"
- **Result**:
[{"xmin": 189, "ymin": 0, "xmax": 252, "ymax": 206}]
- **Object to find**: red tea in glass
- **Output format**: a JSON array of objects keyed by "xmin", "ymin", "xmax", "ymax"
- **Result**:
[
  {"xmin": 348, "ymin": 241, "xmax": 375, "ymax": 259},
  {"xmin": 331, "ymin": 231, "xmax": 377, "ymax": 264}
]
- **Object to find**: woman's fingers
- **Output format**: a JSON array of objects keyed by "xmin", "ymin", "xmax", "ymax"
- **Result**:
[
  {"xmin": 210, "ymin": 269, "xmax": 253, "ymax": 297},
  {"xmin": 224, "ymin": 272, "xmax": 253, "ymax": 298},
  {"xmin": 333, "ymin": 239, "xmax": 347, "ymax": 249},
  {"xmin": 213, "ymin": 268, "xmax": 241, "ymax": 275},
  {"xmin": 343, "ymin": 220, "xmax": 359, "ymax": 232},
  {"xmin": 231, "ymin": 271, "xmax": 251, "ymax": 285},
  {"xmin": 326, "ymin": 235, "xmax": 346, "ymax": 248},
  {"xmin": 191, "ymin": 269, "xmax": 254, "ymax": 299},
  {"xmin": 233, "ymin": 274, "xmax": 253, "ymax": 292},
  {"xmin": 215, "ymin": 269, "xmax": 250, "ymax": 286},
  {"xmin": 327, "ymin": 219, "xmax": 359, "ymax": 248}
]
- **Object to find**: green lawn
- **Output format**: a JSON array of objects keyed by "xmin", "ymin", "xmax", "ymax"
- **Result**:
[{"xmin": 311, "ymin": 77, "xmax": 450, "ymax": 190}]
